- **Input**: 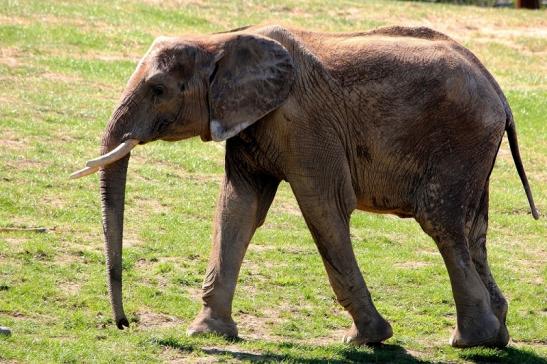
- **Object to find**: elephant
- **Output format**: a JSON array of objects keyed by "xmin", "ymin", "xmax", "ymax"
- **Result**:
[{"xmin": 71, "ymin": 24, "xmax": 539, "ymax": 348}]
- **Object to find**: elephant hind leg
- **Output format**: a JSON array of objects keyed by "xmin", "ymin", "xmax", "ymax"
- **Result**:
[
  {"xmin": 417, "ymin": 187, "xmax": 502, "ymax": 348},
  {"xmin": 467, "ymin": 184, "xmax": 509, "ymax": 347}
]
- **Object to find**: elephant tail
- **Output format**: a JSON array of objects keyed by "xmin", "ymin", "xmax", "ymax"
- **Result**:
[
  {"xmin": 454, "ymin": 43, "xmax": 539, "ymax": 219},
  {"xmin": 504, "ymin": 105, "xmax": 540, "ymax": 220}
]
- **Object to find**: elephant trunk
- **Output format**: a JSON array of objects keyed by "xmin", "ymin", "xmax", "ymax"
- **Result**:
[
  {"xmin": 99, "ymin": 114, "xmax": 135, "ymax": 329},
  {"xmin": 100, "ymin": 150, "xmax": 130, "ymax": 329},
  {"xmin": 70, "ymin": 95, "xmax": 142, "ymax": 329}
]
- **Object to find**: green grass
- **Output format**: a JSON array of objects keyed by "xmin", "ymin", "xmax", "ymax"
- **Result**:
[{"xmin": 0, "ymin": 0, "xmax": 546, "ymax": 362}]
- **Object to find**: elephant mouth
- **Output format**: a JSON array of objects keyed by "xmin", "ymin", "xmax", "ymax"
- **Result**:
[
  {"xmin": 69, "ymin": 138, "xmax": 140, "ymax": 179},
  {"xmin": 155, "ymin": 118, "xmax": 172, "ymax": 135}
]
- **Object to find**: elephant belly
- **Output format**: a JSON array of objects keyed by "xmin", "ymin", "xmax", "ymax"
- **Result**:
[
  {"xmin": 356, "ymin": 200, "xmax": 414, "ymax": 218},
  {"xmin": 353, "ymin": 161, "xmax": 419, "ymax": 218}
]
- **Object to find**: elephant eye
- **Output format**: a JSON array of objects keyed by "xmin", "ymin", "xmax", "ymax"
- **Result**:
[{"xmin": 151, "ymin": 84, "xmax": 165, "ymax": 97}]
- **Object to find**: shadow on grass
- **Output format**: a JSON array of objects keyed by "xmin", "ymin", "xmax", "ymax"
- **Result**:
[
  {"xmin": 154, "ymin": 337, "xmax": 431, "ymax": 363},
  {"xmin": 459, "ymin": 346, "xmax": 547, "ymax": 364},
  {"xmin": 152, "ymin": 336, "xmax": 547, "ymax": 364}
]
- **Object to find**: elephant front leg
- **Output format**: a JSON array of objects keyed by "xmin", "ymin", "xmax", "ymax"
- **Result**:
[
  {"xmin": 290, "ymin": 177, "xmax": 393, "ymax": 345},
  {"xmin": 187, "ymin": 173, "xmax": 279, "ymax": 338}
]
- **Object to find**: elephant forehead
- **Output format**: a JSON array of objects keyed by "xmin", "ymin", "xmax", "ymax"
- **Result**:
[{"xmin": 150, "ymin": 44, "xmax": 199, "ymax": 77}]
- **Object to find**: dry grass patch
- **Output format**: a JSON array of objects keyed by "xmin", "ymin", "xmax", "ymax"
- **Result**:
[
  {"xmin": 133, "ymin": 196, "xmax": 171, "ymax": 215},
  {"xmin": 1, "ymin": 237, "xmax": 29, "ymax": 247},
  {"xmin": 394, "ymin": 261, "xmax": 432, "ymax": 269},
  {"xmin": 0, "ymin": 13, "xmax": 113, "ymax": 33},
  {"xmin": 58, "ymin": 281, "xmax": 81, "ymax": 296},
  {"xmin": 270, "ymin": 199, "xmax": 302, "ymax": 216}
]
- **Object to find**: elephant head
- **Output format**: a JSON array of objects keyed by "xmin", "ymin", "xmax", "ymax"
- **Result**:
[{"xmin": 71, "ymin": 32, "xmax": 294, "ymax": 329}]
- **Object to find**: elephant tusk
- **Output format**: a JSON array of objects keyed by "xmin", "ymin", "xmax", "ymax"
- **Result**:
[
  {"xmin": 69, "ymin": 139, "xmax": 139, "ymax": 180},
  {"xmin": 69, "ymin": 166, "xmax": 100, "ymax": 179},
  {"xmin": 85, "ymin": 139, "xmax": 140, "ymax": 168}
]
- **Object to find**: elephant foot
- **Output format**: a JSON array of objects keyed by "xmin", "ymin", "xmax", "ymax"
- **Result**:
[
  {"xmin": 491, "ymin": 301, "xmax": 510, "ymax": 347},
  {"xmin": 187, "ymin": 310, "xmax": 238, "ymax": 338},
  {"xmin": 343, "ymin": 318, "xmax": 393, "ymax": 345},
  {"xmin": 449, "ymin": 312, "xmax": 507, "ymax": 348},
  {"xmin": 494, "ymin": 322, "xmax": 510, "ymax": 347}
]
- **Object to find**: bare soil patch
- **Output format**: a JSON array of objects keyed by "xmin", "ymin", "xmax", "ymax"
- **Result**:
[
  {"xmin": 135, "ymin": 256, "xmax": 185, "ymax": 269},
  {"xmin": 202, "ymin": 346, "xmax": 270, "ymax": 362},
  {"xmin": 58, "ymin": 281, "xmax": 81, "ymax": 295},
  {"xmin": 270, "ymin": 200, "xmax": 301, "ymax": 216},
  {"xmin": 246, "ymin": 243, "xmax": 277, "ymax": 253},
  {"xmin": 0, "ymin": 47, "xmax": 21, "ymax": 68},
  {"xmin": 513, "ymin": 339, "xmax": 547, "ymax": 349},
  {"xmin": 122, "ymin": 231, "xmax": 144, "ymax": 247},
  {"xmin": 236, "ymin": 311, "xmax": 284, "ymax": 341},
  {"xmin": 40, "ymin": 72, "xmax": 82, "ymax": 83},
  {"xmin": 0, "ymin": 14, "xmax": 113, "ymax": 33},
  {"xmin": 53, "ymin": 252, "xmax": 83, "ymax": 266},
  {"xmin": 141, "ymin": 0, "xmax": 211, "ymax": 11},
  {"xmin": 0, "ymin": 130, "xmax": 28, "ymax": 153},
  {"xmin": 2, "ymin": 237, "xmax": 29, "ymax": 248},
  {"xmin": 136, "ymin": 310, "xmax": 183, "ymax": 329},
  {"xmin": 90, "ymin": 54, "xmax": 140, "ymax": 63},
  {"xmin": 0, "ymin": 15, "xmax": 32, "ymax": 26},
  {"xmin": 161, "ymin": 348, "xmax": 222, "ymax": 364},
  {"xmin": 43, "ymin": 194, "xmax": 67, "ymax": 210},
  {"xmin": 186, "ymin": 286, "xmax": 202, "ymax": 301},
  {"xmin": 131, "ymin": 155, "xmax": 221, "ymax": 183},
  {"xmin": 304, "ymin": 327, "xmax": 347, "ymax": 346}
]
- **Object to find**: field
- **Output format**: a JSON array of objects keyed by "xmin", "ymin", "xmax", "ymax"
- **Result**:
[{"xmin": 0, "ymin": 0, "xmax": 546, "ymax": 362}]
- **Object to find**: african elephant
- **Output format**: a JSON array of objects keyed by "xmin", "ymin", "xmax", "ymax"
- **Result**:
[{"xmin": 71, "ymin": 24, "xmax": 539, "ymax": 348}]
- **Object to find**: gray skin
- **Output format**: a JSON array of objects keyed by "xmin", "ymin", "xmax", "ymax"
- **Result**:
[{"xmin": 96, "ymin": 24, "xmax": 539, "ymax": 348}]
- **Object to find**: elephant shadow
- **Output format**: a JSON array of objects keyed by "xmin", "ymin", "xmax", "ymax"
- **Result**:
[
  {"xmin": 200, "ymin": 343, "xmax": 427, "ymax": 363},
  {"xmin": 154, "ymin": 337, "xmax": 547, "ymax": 363}
]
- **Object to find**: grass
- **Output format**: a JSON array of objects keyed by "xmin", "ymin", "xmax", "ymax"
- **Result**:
[{"xmin": 0, "ymin": 0, "xmax": 546, "ymax": 362}]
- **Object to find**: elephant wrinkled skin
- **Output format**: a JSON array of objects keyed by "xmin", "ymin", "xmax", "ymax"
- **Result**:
[{"xmin": 74, "ymin": 24, "xmax": 539, "ymax": 347}]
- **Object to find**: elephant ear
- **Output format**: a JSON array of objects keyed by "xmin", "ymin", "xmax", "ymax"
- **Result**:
[{"xmin": 209, "ymin": 34, "xmax": 294, "ymax": 141}]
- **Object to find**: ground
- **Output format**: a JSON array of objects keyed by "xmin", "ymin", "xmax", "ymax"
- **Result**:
[{"xmin": 0, "ymin": 0, "xmax": 546, "ymax": 363}]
